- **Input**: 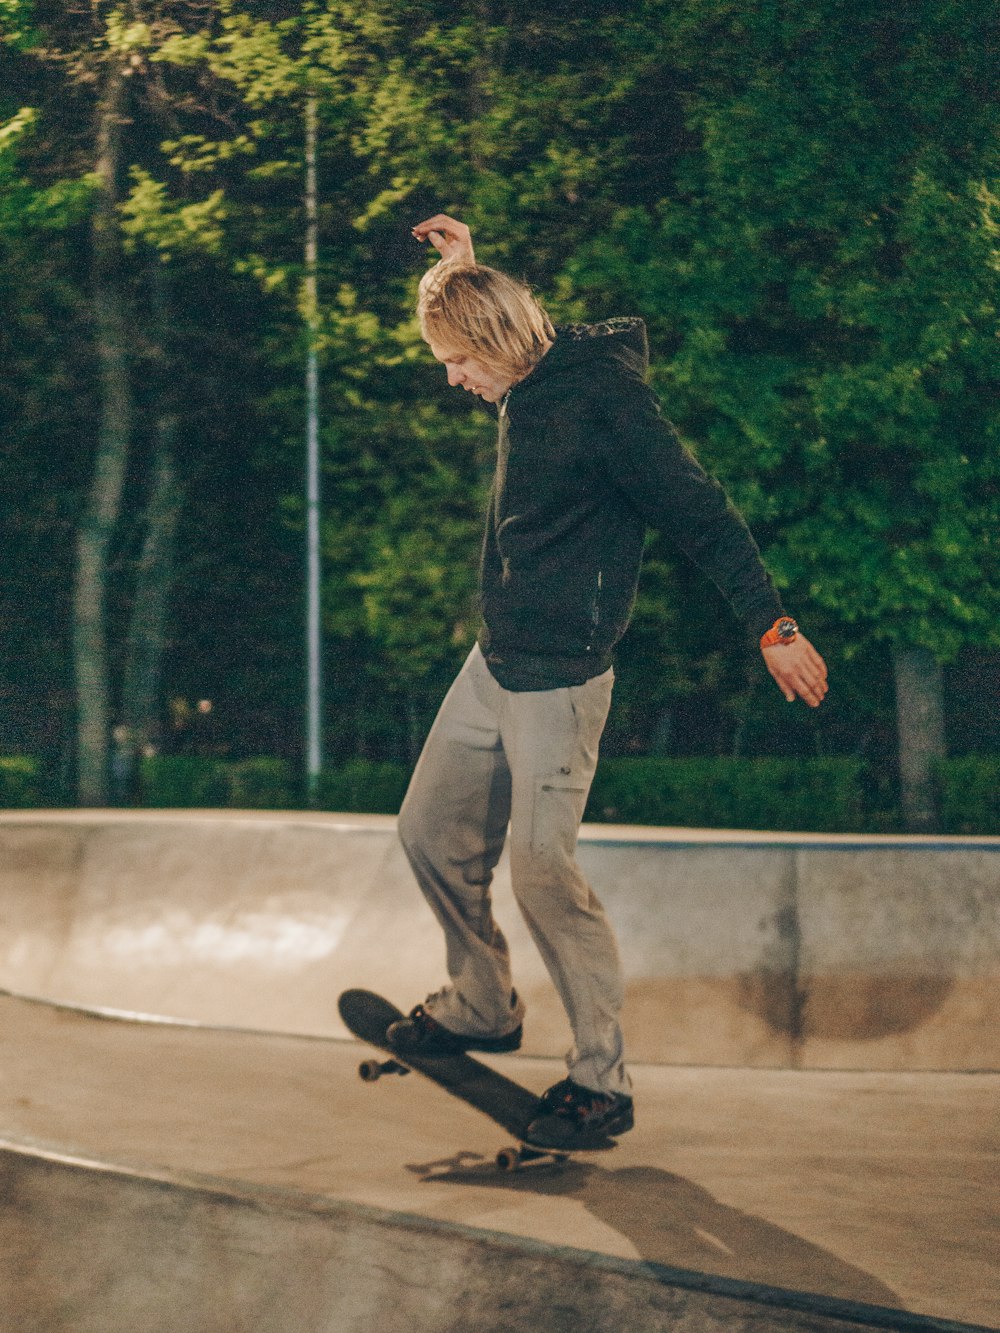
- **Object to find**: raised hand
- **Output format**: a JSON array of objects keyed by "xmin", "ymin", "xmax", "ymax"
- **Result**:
[{"xmin": 411, "ymin": 214, "xmax": 476, "ymax": 264}]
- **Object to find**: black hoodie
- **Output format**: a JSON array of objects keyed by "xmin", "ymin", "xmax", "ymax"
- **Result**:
[{"xmin": 477, "ymin": 317, "xmax": 785, "ymax": 691}]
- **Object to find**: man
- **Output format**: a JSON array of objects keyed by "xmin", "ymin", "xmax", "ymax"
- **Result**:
[{"xmin": 388, "ymin": 214, "xmax": 828, "ymax": 1149}]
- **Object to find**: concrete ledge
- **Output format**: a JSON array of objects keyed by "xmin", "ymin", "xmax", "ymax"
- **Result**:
[
  {"xmin": 1, "ymin": 810, "xmax": 997, "ymax": 1070},
  {"xmin": 2, "ymin": 1145, "xmax": 989, "ymax": 1333}
]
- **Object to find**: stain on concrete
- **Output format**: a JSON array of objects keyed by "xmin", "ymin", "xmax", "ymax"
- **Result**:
[
  {"xmin": 733, "ymin": 854, "xmax": 958, "ymax": 1050},
  {"xmin": 801, "ymin": 973, "xmax": 955, "ymax": 1041},
  {"xmin": 736, "ymin": 858, "xmax": 806, "ymax": 1063}
]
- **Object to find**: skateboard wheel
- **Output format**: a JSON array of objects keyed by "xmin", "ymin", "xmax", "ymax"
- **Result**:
[{"xmin": 496, "ymin": 1147, "xmax": 521, "ymax": 1172}]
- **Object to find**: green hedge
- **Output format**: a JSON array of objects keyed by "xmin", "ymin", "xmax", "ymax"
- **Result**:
[
  {"xmin": 140, "ymin": 756, "xmax": 294, "ymax": 809},
  {"xmin": 0, "ymin": 756, "xmax": 41, "ymax": 808},
  {"xmin": 139, "ymin": 754, "xmax": 408, "ymax": 813},
  {"xmin": 315, "ymin": 759, "xmax": 410, "ymax": 815},
  {"xmin": 226, "ymin": 757, "xmax": 296, "ymax": 810},
  {"xmin": 135, "ymin": 754, "xmax": 874, "ymax": 830},
  {"xmin": 140, "ymin": 755, "xmax": 229, "ymax": 807},
  {"xmin": 4, "ymin": 752, "xmax": 998, "ymax": 834},
  {"xmin": 585, "ymin": 757, "xmax": 866, "ymax": 833},
  {"xmin": 934, "ymin": 756, "xmax": 1000, "ymax": 835}
]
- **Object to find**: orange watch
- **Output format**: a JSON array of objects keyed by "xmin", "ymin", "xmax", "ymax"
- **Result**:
[{"xmin": 760, "ymin": 617, "xmax": 799, "ymax": 648}]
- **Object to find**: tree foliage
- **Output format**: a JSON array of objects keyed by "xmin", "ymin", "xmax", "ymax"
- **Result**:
[{"xmin": 0, "ymin": 0, "xmax": 996, "ymax": 820}]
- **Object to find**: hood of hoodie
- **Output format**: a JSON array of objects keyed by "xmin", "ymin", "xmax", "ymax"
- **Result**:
[{"xmin": 512, "ymin": 317, "xmax": 649, "ymax": 397}]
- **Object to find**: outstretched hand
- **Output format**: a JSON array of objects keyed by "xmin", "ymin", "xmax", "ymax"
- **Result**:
[
  {"xmin": 762, "ymin": 635, "xmax": 829, "ymax": 708},
  {"xmin": 411, "ymin": 214, "xmax": 476, "ymax": 264}
]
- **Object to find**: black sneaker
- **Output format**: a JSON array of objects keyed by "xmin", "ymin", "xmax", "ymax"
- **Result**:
[
  {"xmin": 525, "ymin": 1077, "xmax": 634, "ymax": 1149},
  {"xmin": 386, "ymin": 1003, "xmax": 523, "ymax": 1057}
]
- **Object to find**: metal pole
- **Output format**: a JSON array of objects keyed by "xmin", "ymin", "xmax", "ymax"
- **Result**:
[{"xmin": 304, "ymin": 94, "xmax": 322, "ymax": 806}]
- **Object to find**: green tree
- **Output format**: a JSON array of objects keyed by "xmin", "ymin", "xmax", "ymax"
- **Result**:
[
  {"xmin": 565, "ymin": 0, "xmax": 999, "ymax": 827},
  {"xmin": 1, "ymin": 1, "xmax": 307, "ymax": 798},
  {"xmin": 3, "ymin": 0, "xmax": 995, "ymax": 827}
]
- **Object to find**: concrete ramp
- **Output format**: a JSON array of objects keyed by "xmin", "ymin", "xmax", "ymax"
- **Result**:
[
  {"xmin": 1, "ymin": 810, "xmax": 997, "ymax": 1070},
  {"xmin": 1, "ymin": 992, "xmax": 996, "ymax": 1330},
  {"xmin": 0, "ymin": 1147, "xmax": 975, "ymax": 1333}
]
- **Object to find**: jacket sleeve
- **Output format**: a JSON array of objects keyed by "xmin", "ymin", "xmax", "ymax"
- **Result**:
[{"xmin": 590, "ymin": 370, "xmax": 785, "ymax": 642}]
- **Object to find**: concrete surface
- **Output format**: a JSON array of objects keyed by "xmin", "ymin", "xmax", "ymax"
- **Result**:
[
  {"xmin": 0, "ymin": 1155, "xmax": 937, "ymax": 1333},
  {"xmin": 0, "ymin": 811, "xmax": 997, "ymax": 1070},
  {"xmin": 0, "ymin": 992, "xmax": 996, "ymax": 1330},
  {"xmin": 0, "ymin": 811, "xmax": 997, "ymax": 1332}
]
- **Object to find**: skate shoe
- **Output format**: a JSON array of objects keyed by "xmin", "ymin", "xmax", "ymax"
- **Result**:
[
  {"xmin": 525, "ymin": 1077, "xmax": 634, "ymax": 1149},
  {"xmin": 386, "ymin": 1002, "xmax": 522, "ymax": 1057}
]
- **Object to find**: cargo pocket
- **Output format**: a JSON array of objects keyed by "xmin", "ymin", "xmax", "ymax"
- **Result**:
[{"xmin": 529, "ymin": 772, "xmax": 589, "ymax": 862}]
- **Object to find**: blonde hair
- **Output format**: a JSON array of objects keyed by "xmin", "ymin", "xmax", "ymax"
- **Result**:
[{"xmin": 417, "ymin": 260, "xmax": 555, "ymax": 380}]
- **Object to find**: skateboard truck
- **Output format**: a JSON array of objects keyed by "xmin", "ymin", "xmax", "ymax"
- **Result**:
[
  {"xmin": 358, "ymin": 1057, "xmax": 411, "ymax": 1081},
  {"xmin": 495, "ymin": 1143, "xmax": 568, "ymax": 1172}
]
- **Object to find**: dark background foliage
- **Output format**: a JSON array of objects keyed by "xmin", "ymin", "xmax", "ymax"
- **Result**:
[{"xmin": 0, "ymin": 0, "xmax": 996, "ymax": 829}]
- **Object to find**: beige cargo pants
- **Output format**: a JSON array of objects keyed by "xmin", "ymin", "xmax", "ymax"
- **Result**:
[{"xmin": 397, "ymin": 644, "xmax": 630, "ymax": 1094}]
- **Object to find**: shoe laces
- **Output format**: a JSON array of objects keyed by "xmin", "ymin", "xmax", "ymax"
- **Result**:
[
  {"xmin": 408, "ymin": 1003, "xmax": 443, "ymax": 1033},
  {"xmin": 539, "ymin": 1078, "xmax": 614, "ymax": 1123}
]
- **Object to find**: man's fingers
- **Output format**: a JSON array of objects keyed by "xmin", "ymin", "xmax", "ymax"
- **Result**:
[
  {"xmin": 765, "ymin": 660, "xmax": 828, "ymax": 707},
  {"xmin": 762, "ymin": 637, "xmax": 829, "ymax": 707},
  {"xmin": 806, "ymin": 645, "xmax": 828, "ymax": 679},
  {"xmin": 787, "ymin": 666, "xmax": 828, "ymax": 703},
  {"xmin": 411, "ymin": 214, "xmax": 476, "ymax": 264},
  {"xmin": 412, "ymin": 213, "xmax": 470, "ymax": 241},
  {"xmin": 790, "ymin": 670, "xmax": 828, "ymax": 707}
]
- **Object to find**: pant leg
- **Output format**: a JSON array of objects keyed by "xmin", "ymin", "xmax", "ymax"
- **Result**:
[
  {"xmin": 498, "ymin": 668, "xmax": 630, "ymax": 1094},
  {"xmin": 396, "ymin": 646, "xmax": 525, "ymax": 1037}
]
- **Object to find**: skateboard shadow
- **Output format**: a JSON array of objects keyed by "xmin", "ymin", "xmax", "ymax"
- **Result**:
[{"xmin": 405, "ymin": 1155, "xmax": 900, "ymax": 1310}]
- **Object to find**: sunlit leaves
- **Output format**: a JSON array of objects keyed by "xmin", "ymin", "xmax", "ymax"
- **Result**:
[{"xmin": 119, "ymin": 167, "xmax": 227, "ymax": 257}]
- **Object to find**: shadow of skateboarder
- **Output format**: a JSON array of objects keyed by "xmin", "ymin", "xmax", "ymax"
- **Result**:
[{"xmin": 405, "ymin": 1155, "xmax": 901, "ymax": 1313}]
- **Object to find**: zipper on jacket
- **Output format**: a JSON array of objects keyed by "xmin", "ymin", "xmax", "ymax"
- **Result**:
[{"xmin": 586, "ymin": 570, "xmax": 603, "ymax": 652}]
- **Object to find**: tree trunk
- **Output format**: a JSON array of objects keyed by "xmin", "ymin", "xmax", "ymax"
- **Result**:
[
  {"xmin": 115, "ymin": 250, "xmax": 183, "ymax": 805},
  {"xmin": 468, "ymin": 0, "xmax": 502, "ymax": 175},
  {"xmin": 73, "ymin": 59, "xmax": 131, "ymax": 806},
  {"xmin": 892, "ymin": 644, "xmax": 945, "ymax": 834},
  {"xmin": 116, "ymin": 421, "xmax": 182, "ymax": 804}
]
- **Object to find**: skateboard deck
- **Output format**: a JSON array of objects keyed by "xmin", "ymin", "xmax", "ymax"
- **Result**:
[{"xmin": 337, "ymin": 988, "xmax": 616, "ymax": 1170}]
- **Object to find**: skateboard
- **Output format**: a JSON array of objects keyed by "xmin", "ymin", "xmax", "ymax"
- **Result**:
[{"xmin": 337, "ymin": 988, "xmax": 617, "ymax": 1172}]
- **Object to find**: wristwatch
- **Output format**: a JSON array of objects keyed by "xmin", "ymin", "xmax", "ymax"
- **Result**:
[{"xmin": 760, "ymin": 617, "xmax": 799, "ymax": 648}]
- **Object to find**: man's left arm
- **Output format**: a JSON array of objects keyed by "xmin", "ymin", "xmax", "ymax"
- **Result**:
[{"xmin": 593, "ymin": 373, "xmax": 828, "ymax": 708}]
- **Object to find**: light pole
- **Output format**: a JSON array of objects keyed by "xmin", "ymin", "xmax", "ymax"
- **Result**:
[{"xmin": 304, "ymin": 93, "xmax": 322, "ymax": 806}]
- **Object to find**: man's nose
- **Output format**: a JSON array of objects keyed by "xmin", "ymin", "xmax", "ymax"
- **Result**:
[{"xmin": 446, "ymin": 364, "xmax": 465, "ymax": 387}]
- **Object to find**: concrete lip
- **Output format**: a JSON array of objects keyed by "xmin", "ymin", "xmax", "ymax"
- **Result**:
[{"xmin": 2, "ymin": 809, "xmax": 998, "ymax": 1071}]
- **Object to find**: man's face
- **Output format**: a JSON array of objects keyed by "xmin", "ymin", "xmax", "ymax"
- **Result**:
[{"xmin": 428, "ymin": 339, "xmax": 513, "ymax": 404}]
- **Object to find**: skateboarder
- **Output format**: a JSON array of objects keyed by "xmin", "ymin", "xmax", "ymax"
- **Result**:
[{"xmin": 388, "ymin": 214, "xmax": 828, "ymax": 1149}]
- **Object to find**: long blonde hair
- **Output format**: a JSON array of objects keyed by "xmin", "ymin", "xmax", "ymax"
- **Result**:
[{"xmin": 417, "ymin": 261, "xmax": 555, "ymax": 380}]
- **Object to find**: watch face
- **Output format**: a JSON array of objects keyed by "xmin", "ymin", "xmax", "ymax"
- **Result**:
[{"xmin": 777, "ymin": 618, "xmax": 798, "ymax": 640}]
